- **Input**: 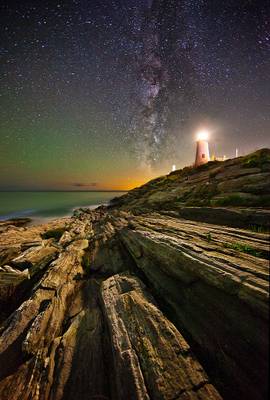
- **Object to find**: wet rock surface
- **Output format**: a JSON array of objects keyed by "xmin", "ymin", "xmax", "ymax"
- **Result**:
[{"xmin": 0, "ymin": 150, "xmax": 269, "ymax": 400}]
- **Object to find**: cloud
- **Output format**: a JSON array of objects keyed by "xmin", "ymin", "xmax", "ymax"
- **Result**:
[{"xmin": 72, "ymin": 182, "xmax": 98, "ymax": 188}]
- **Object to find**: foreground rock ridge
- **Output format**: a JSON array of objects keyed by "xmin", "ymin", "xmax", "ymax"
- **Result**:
[{"xmin": 0, "ymin": 149, "xmax": 269, "ymax": 400}]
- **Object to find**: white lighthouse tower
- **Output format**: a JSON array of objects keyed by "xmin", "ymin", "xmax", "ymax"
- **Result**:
[{"xmin": 195, "ymin": 130, "xmax": 210, "ymax": 167}]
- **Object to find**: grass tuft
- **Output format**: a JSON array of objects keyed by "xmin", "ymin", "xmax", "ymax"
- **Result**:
[{"xmin": 224, "ymin": 242, "xmax": 262, "ymax": 258}]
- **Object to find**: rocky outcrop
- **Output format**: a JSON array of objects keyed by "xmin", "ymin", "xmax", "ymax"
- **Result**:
[
  {"xmin": 111, "ymin": 149, "xmax": 270, "ymax": 229},
  {"xmin": 0, "ymin": 218, "xmax": 31, "ymax": 229},
  {"xmin": 0, "ymin": 150, "xmax": 269, "ymax": 400},
  {"xmin": 0, "ymin": 215, "xmax": 223, "ymax": 400}
]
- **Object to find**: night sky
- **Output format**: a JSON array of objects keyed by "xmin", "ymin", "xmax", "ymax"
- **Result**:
[{"xmin": 0, "ymin": 0, "xmax": 269, "ymax": 191}]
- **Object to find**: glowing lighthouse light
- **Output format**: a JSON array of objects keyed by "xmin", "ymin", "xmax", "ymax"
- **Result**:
[
  {"xmin": 196, "ymin": 130, "xmax": 209, "ymax": 141},
  {"xmin": 195, "ymin": 129, "xmax": 210, "ymax": 167}
]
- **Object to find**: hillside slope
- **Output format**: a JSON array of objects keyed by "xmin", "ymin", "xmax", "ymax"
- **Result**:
[{"xmin": 111, "ymin": 148, "xmax": 270, "ymax": 228}]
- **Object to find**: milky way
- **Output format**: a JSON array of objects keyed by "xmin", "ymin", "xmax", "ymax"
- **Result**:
[{"xmin": 0, "ymin": 0, "xmax": 269, "ymax": 190}]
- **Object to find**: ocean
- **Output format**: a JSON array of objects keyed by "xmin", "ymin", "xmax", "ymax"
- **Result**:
[{"xmin": 0, "ymin": 191, "xmax": 125, "ymax": 221}]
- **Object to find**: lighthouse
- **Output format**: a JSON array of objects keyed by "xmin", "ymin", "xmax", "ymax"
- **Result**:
[{"xmin": 195, "ymin": 130, "xmax": 210, "ymax": 167}]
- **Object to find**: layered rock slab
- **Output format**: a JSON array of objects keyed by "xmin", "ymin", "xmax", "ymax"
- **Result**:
[
  {"xmin": 118, "ymin": 213, "xmax": 269, "ymax": 400},
  {"xmin": 0, "ymin": 239, "xmax": 89, "ymax": 400},
  {"xmin": 101, "ymin": 273, "xmax": 222, "ymax": 400}
]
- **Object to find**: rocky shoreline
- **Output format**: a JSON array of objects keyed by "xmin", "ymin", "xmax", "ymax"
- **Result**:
[
  {"xmin": 0, "ymin": 217, "xmax": 32, "ymax": 229},
  {"xmin": 0, "ymin": 149, "xmax": 269, "ymax": 400}
]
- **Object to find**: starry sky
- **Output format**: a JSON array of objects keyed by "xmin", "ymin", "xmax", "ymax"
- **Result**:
[{"xmin": 0, "ymin": 0, "xmax": 269, "ymax": 191}]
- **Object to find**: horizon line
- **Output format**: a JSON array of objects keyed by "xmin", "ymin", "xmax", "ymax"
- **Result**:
[{"xmin": 0, "ymin": 190, "xmax": 128, "ymax": 193}]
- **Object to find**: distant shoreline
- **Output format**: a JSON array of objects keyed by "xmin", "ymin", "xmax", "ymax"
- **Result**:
[{"xmin": 0, "ymin": 204, "xmax": 103, "ymax": 227}]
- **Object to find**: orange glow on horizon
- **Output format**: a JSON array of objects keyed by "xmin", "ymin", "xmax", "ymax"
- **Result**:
[
  {"xmin": 101, "ymin": 177, "xmax": 151, "ymax": 191},
  {"xmin": 55, "ymin": 174, "xmax": 153, "ymax": 192}
]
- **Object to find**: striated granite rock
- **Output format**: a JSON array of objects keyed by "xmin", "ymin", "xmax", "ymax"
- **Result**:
[
  {"xmin": 0, "ymin": 150, "xmax": 269, "ymax": 400},
  {"xmin": 118, "ymin": 213, "xmax": 269, "ymax": 400},
  {"xmin": 101, "ymin": 273, "xmax": 221, "ymax": 400}
]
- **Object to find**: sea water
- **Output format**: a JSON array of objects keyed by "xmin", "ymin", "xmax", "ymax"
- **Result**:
[{"xmin": 0, "ymin": 191, "xmax": 125, "ymax": 221}]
